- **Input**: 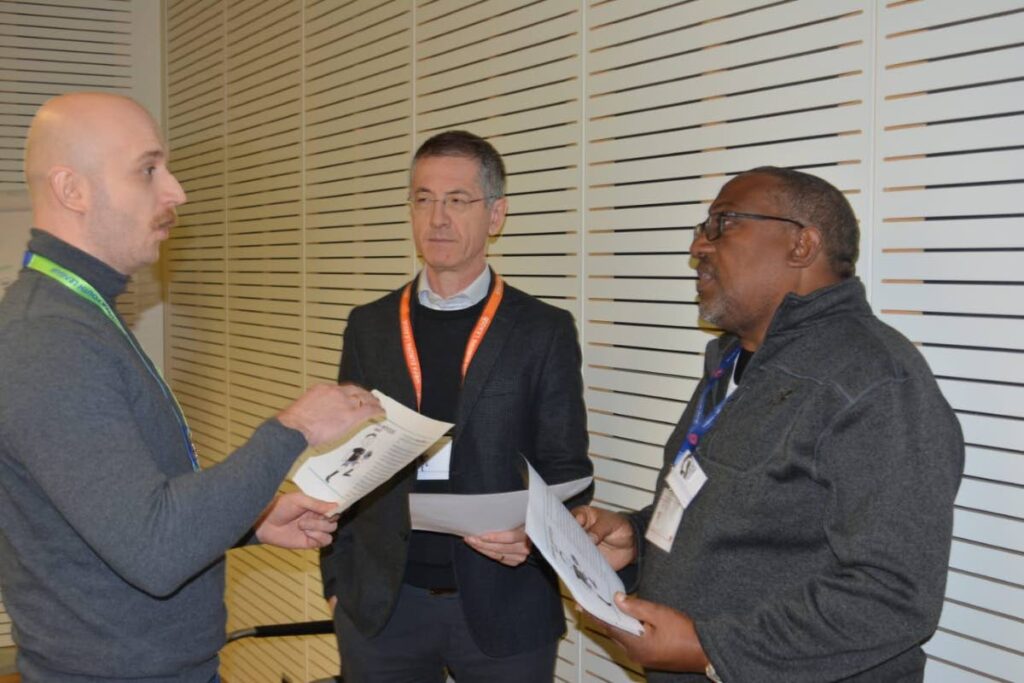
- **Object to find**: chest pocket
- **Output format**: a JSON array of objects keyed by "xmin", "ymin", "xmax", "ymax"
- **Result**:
[{"xmin": 697, "ymin": 376, "xmax": 816, "ymax": 473}]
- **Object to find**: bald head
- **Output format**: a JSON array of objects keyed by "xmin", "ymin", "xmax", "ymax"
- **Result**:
[
  {"xmin": 26, "ymin": 93, "xmax": 150, "ymax": 197},
  {"xmin": 24, "ymin": 92, "xmax": 185, "ymax": 274}
]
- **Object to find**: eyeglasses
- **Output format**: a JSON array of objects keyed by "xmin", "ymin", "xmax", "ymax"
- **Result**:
[
  {"xmin": 408, "ymin": 194, "xmax": 493, "ymax": 214},
  {"xmin": 695, "ymin": 211, "xmax": 805, "ymax": 242}
]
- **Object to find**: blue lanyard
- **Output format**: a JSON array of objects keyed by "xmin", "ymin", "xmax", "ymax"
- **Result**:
[
  {"xmin": 24, "ymin": 251, "xmax": 200, "ymax": 472},
  {"xmin": 673, "ymin": 345, "xmax": 741, "ymax": 465}
]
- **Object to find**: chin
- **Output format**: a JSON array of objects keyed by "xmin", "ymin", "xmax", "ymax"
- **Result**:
[{"xmin": 698, "ymin": 305, "xmax": 722, "ymax": 328}]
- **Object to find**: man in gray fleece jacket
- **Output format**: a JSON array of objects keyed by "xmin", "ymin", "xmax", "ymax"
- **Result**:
[
  {"xmin": 0, "ymin": 93, "xmax": 381, "ymax": 682},
  {"xmin": 576, "ymin": 168, "xmax": 964, "ymax": 682}
]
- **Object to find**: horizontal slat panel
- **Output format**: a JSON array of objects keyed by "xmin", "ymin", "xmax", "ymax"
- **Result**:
[
  {"xmin": 876, "ymin": 283, "xmax": 1023, "ymax": 317},
  {"xmin": 881, "ymin": 1, "xmax": 1024, "ymax": 35},
  {"xmin": 949, "ymin": 539, "xmax": 1024, "ymax": 587},
  {"xmin": 880, "ymin": 42, "xmax": 1024, "ymax": 97},
  {"xmin": 586, "ymin": 319, "xmax": 712, "ymax": 354},
  {"xmin": 881, "ymin": 8, "xmax": 1024, "ymax": 65},
  {"xmin": 876, "ymin": 217, "xmax": 1022, "ymax": 252},
  {"xmin": 921, "ymin": 658, "xmax": 993, "ymax": 683},
  {"xmin": 924, "ymin": 630, "xmax": 1023, "ymax": 683},
  {"xmin": 879, "ymin": 117, "xmax": 1024, "ymax": 158},
  {"xmin": 953, "ymin": 508, "xmax": 1024, "ymax": 553},
  {"xmin": 955, "ymin": 478, "xmax": 1024, "ymax": 519},
  {"xmin": 879, "ymin": 313, "xmax": 1024, "ymax": 350},
  {"xmin": 876, "ymin": 251, "xmax": 1022, "ymax": 280},
  {"xmin": 878, "ymin": 80, "xmax": 1024, "ymax": 127}
]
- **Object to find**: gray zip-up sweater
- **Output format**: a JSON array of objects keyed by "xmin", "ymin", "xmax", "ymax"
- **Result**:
[
  {"xmin": 632, "ymin": 278, "xmax": 963, "ymax": 682},
  {"xmin": 0, "ymin": 230, "xmax": 307, "ymax": 682}
]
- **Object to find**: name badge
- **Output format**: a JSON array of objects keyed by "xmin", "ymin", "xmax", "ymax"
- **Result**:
[
  {"xmin": 666, "ymin": 453, "xmax": 707, "ymax": 507},
  {"xmin": 644, "ymin": 454, "xmax": 708, "ymax": 553},
  {"xmin": 417, "ymin": 438, "xmax": 452, "ymax": 480},
  {"xmin": 645, "ymin": 488, "xmax": 684, "ymax": 553}
]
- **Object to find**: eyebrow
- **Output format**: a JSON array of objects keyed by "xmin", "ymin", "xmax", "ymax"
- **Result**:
[
  {"xmin": 136, "ymin": 149, "xmax": 166, "ymax": 165},
  {"xmin": 412, "ymin": 188, "xmax": 472, "ymax": 196}
]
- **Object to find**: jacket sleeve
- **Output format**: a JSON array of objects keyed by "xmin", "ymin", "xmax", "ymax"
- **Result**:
[
  {"xmin": 695, "ymin": 373, "xmax": 964, "ymax": 682},
  {"xmin": 0, "ymin": 317, "xmax": 306, "ymax": 598},
  {"xmin": 528, "ymin": 308, "xmax": 592, "ymax": 505},
  {"xmin": 320, "ymin": 305, "xmax": 368, "ymax": 599}
]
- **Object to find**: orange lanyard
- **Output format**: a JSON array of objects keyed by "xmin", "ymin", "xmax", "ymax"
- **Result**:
[{"xmin": 399, "ymin": 274, "xmax": 504, "ymax": 410}]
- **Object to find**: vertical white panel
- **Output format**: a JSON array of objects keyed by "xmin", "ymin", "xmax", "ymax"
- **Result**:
[
  {"xmin": 303, "ymin": 0, "xmax": 414, "ymax": 385},
  {"xmin": 874, "ymin": 2, "xmax": 1024, "ymax": 680}
]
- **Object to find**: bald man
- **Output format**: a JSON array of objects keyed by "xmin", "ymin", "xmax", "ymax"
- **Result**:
[{"xmin": 0, "ymin": 93, "xmax": 382, "ymax": 682}]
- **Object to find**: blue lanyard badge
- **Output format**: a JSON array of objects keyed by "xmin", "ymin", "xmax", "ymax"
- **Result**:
[{"xmin": 673, "ymin": 345, "xmax": 741, "ymax": 466}]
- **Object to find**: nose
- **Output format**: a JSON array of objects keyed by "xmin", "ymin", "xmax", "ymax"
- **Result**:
[
  {"xmin": 166, "ymin": 171, "xmax": 187, "ymax": 206},
  {"xmin": 690, "ymin": 226, "xmax": 712, "ymax": 256},
  {"xmin": 429, "ymin": 198, "xmax": 449, "ymax": 226}
]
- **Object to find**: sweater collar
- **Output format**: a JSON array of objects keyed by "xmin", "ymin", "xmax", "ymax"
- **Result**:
[
  {"xmin": 763, "ymin": 277, "xmax": 870, "ymax": 343},
  {"xmin": 709, "ymin": 277, "xmax": 871, "ymax": 366},
  {"xmin": 28, "ymin": 229, "xmax": 130, "ymax": 303}
]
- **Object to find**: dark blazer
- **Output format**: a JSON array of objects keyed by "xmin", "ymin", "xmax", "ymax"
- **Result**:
[{"xmin": 320, "ymin": 276, "xmax": 592, "ymax": 657}]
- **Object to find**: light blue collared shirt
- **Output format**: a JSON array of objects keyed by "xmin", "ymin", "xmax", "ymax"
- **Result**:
[{"xmin": 417, "ymin": 266, "xmax": 491, "ymax": 311}]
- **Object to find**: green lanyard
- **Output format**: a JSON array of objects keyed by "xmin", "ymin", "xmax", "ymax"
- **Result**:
[{"xmin": 23, "ymin": 251, "xmax": 200, "ymax": 471}]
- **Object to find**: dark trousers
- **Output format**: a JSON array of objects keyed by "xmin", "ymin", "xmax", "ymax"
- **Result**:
[{"xmin": 334, "ymin": 583, "xmax": 558, "ymax": 683}]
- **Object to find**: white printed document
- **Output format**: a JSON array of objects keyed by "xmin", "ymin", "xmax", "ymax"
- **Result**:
[
  {"xmin": 292, "ymin": 390, "xmax": 452, "ymax": 514},
  {"xmin": 525, "ymin": 463, "xmax": 644, "ymax": 636},
  {"xmin": 410, "ymin": 476, "xmax": 592, "ymax": 536}
]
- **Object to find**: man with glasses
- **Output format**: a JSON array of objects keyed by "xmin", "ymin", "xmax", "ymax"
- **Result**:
[
  {"xmin": 575, "ymin": 167, "xmax": 963, "ymax": 682},
  {"xmin": 319, "ymin": 130, "xmax": 592, "ymax": 681}
]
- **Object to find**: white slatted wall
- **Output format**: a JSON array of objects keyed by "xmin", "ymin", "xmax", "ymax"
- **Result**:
[
  {"xmin": 162, "ymin": 1, "xmax": 1022, "ymax": 681},
  {"xmin": 0, "ymin": 0, "xmax": 162, "ymax": 653},
  {"xmin": 874, "ymin": 3, "xmax": 1024, "ymax": 681}
]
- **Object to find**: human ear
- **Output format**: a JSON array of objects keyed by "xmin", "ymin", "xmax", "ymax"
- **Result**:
[
  {"xmin": 488, "ymin": 196, "xmax": 508, "ymax": 237},
  {"xmin": 790, "ymin": 225, "xmax": 824, "ymax": 268},
  {"xmin": 49, "ymin": 167, "xmax": 89, "ymax": 214}
]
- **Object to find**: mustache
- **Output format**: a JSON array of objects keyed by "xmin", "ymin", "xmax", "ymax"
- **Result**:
[{"xmin": 155, "ymin": 210, "xmax": 177, "ymax": 230}]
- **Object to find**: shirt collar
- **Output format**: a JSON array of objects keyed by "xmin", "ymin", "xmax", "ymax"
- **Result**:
[{"xmin": 417, "ymin": 266, "xmax": 491, "ymax": 311}]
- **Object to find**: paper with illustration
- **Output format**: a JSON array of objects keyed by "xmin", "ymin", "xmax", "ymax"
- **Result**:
[
  {"xmin": 525, "ymin": 462, "xmax": 643, "ymax": 636},
  {"xmin": 292, "ymin": 390, "xmax": 452, "ymax": 514}
]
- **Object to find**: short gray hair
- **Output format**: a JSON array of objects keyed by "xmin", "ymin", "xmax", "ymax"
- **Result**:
[{"xmin": 411, "ymin": 130, "xmax": 506, "ymax": 204}]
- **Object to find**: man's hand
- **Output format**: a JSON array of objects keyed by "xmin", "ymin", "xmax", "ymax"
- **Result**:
[
  {"xmin": 573, "ymin": 505, "xmax": 637, "ymax": 570},
  {"xmin": 277, "ymin": 383, "xmax": 382, "ymax": 447},
  {"xmin": 598, "ymin": 593, "xmax": 708, "ymax": 673},
  {"xmin": 464, "ymin": 525, "xmax": 531, "ymax": 566},
  {"xmin": 254, "ymin": 492, "xmax": 339, "ymax": 549}
]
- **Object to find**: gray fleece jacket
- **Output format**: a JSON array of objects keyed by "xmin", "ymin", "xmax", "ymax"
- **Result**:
[
  {"xmin": 631, "ymin": 277, "xmax": 963, "ymax": 682},
  {"xmin": 0, "ymin": 230, "xmax": 307, "ymax": 682}
]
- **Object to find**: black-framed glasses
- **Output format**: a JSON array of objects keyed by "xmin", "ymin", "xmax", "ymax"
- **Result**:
[
  {"xmin": 695, "ymin": 211, "xmax": 805, "ymax": 241},
  {"xmin": 408, "ymin": 194, "xmax": 492, "ymax": 214}
]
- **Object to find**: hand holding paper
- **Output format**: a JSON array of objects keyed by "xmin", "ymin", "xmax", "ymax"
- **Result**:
[
  {"xmin": 572, "ymin": 505, "xmax": 638, "ymax": 571},
  {"xmin": 292, "ymin": 391, "xmax": 452, "ymax": 514},
  {"xmin": 464, "ymin": 525, "xmax": 531, "ymax": 567},
  {"xmin": 524, "ymin": 462, "xmax": 643, "ymax": 636},
  {"xmin": 600, "ymin": 593, "xmax": 708, "ymax": 673}
]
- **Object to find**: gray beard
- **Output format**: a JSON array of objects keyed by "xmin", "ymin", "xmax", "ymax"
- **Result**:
[{"xmin": 698, "ymin": 298, "xmax": 724, "ymax": 327}]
